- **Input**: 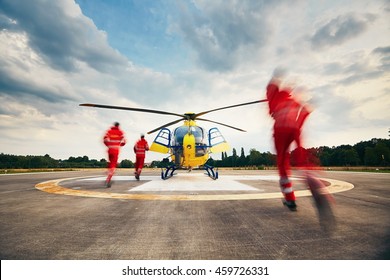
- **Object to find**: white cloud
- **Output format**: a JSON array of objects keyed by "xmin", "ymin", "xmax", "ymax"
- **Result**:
[
  {"xmin": 310, "ymin": 13, "xmax": 376, "ymax": 50},
  {"xmin": 0, "ymin": 0, "xmax": 127, "ymax": 72},
  {"xmin": 173, "ymin": 0, "xmax": 277, "ymax": 71}
]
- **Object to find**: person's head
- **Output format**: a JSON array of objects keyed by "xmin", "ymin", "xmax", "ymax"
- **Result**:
[
  {"xmin": 140, "ymin": 133, "xmax": 145, "ymax": 139},
  {"xmin": 114, "ymin": 122, "xmax": 120, "ymax": 127}
]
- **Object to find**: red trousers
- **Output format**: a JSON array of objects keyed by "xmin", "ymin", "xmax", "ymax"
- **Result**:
[
  {"xmin": 106, "ymin": 149, "xmax": 119, "ymax": 182},
  {"xmin": 274, "ymin": 127, "xmax": 301, "ymax": 202},
  {"xmin": 135, "ymin": 156, "xmax": 145, "ymax": 174}
]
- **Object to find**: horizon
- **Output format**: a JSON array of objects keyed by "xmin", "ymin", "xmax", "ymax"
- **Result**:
[{"xmin": 1, "ymin": 136, "xmax": 388, "ymax": 161}]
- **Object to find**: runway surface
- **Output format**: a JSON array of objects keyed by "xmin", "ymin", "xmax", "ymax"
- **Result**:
[{"xmin": 0, "ymin": 169, "xmax": 389, "ymax": 260}]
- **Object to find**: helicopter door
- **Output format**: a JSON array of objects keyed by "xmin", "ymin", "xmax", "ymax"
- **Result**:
[
  {"xmin": 208, "ymin": 127, "xmax": 230, "ymax": 153},
  {"xmin": 150, "ymin": 128, "xmax": 171, "ymax": 154}
]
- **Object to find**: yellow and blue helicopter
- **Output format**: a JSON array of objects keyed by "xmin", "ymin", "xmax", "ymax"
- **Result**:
[{"xmin": 80, "ymin": 100, "xmax": 266, "ymax": 179}]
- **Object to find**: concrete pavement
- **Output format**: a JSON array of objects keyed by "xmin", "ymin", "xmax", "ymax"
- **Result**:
[{"xmin": 0, "ymin": 169, "xmax": 389, "ymax": 259}]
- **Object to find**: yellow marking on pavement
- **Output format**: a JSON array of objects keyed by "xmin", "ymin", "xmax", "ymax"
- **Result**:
[{"xmin": 35, "ymin": 176, "xmax": 354, "ymax": 201}]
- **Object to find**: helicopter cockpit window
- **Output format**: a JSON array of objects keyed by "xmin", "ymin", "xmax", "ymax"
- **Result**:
[
  {"xmin": 173, "ymin": 126, "xmax": 187, "ymax": 145},
  {"xmin": 190, "ymin": 126, "xmax": 204, "ymax": 144},
  {"xmin": 173, "ymin": 126, "xmax": 205, "ymax": 145}
]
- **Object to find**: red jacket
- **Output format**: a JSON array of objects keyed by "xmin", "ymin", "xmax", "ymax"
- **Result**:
[
  {"xmin": 104, "ymin": 126, "xmax": 126, "ymax": 149},
  {"xmin": 134, "ymin": 138, "xmax": 149, "ymax": 157},
  {"xmin": 266, "ymin": 81, "xmax": 310, "ymax": 130}
]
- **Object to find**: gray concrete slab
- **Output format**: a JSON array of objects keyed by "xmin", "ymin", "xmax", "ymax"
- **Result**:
[{"xmin": 0, "ymin": 169, "xmax": 389, "ymax": 259}]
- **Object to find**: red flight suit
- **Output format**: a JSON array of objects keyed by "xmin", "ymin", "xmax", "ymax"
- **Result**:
[
  {"xmin": 266, "ymin": 80, "xmax": 310, "ymax": 202},
  {"xmin": 133, "ymin": 137, "xmax": 149, "ymax": 178},
  {"xmin": 103, "ymin": 125, "xmax": 126, "ymax": 185}
]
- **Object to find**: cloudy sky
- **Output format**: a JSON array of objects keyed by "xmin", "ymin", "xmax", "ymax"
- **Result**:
[{"xmin": 0, "ymin": 0, "xmax": 389, "ymax": 162}]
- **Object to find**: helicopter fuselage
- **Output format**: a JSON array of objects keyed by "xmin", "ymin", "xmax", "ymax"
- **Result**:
[{"xmin": 150, "ymin": 119, "xmax": 228, "ymax": 170}]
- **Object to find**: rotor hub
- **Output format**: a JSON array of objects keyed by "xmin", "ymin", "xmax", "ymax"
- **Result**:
[{"xmin": 184, "ymin": 113, "xmax": 196, "ymax": 120}]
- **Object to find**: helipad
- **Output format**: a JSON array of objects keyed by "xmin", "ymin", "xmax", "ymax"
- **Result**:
[{"xmin": 35, "ymin": 172, "xmax": 354, "ymax": 201}]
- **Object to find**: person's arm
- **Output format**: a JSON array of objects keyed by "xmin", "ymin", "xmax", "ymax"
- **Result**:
[
  {"xmin": 103, "ymin": 132, "xmax": 110, "ymax": 147},
  {"xmin": 297, "ymin": 104, "xmax": 311, "ymax": 129},
  {"xmin": 120, "ymin": 133, "xmax": 126, "ymax": 146}
]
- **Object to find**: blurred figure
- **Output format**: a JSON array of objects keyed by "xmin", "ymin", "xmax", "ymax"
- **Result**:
[
  {"xmin": 266, "ymin": 69, "xmax": 310, "ymax": 210},
  {"xmin": 266, "ymin": 68, "xmax": 334, "ymax": 218},
  {"xmin": 133, "ymin": 134, "xmax": 149, "ymax": 180},
  {"xmin": 103, "ymin": 122, "xmax": 126, "ymax": 188}
]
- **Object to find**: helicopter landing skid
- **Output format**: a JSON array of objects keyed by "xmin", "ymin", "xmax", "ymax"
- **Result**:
[
  {"xmin": 160, "ymin": 164, "xmax": 218, "ymax": 180},
  {"xmin": 161, "ymin": 165, "xmax": 177, "ymax": 180},
  {"xmin": 204, "ymin": 164, "xmax": 218, "ymax": 180}
]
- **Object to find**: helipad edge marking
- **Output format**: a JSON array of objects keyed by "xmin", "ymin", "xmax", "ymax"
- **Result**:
[{"xmin": 35, "ymin": 176, "xmax": 354, "ymax": 201}]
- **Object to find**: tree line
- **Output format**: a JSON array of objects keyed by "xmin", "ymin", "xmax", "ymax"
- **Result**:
[
  {"xmin": 0, "ymin": 138, "xmax": 389, "ymax": 169},
  {"xmin": 210, "ymin": 138, "xmax": 389, "ymax": 168}
]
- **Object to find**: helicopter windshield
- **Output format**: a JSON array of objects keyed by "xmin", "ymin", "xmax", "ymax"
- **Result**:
[{"xmin": 173, "ymin": 125, "xmax": 205, "ymax": 145}]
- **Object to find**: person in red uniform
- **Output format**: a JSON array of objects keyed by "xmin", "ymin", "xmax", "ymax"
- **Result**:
[
  {"xmin": 133, "ymin": 134, "xmax": 149, "ymax": 180},
  {"xmin": 266, "ymin": 70, "xmax": 336, "ymax": 232},
  {"xmin": 103, "ymin": 122, "xmax": 126, "ymax": 188},
  {"xmin": 266, "ymin": 69, "xmax": 335, "ymax": 218},
  {"xmin": 266, "ymin": 69, "xmax": 311, "ymax": 210}
]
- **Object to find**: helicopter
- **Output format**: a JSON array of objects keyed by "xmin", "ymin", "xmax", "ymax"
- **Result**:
[{"xmin": 80, "ymin": 99, "xmax": 267, "ymax": 179}]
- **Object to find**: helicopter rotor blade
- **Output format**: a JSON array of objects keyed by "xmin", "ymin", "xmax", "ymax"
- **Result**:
[
  {"xmin": 80, "ymin": 100, "xmax": 268, "ymax": 134},
  {"xmin": 79, "ymin": 103, "xmax": 186, "ymax": 118},
  {"xmin": 196, "ymin": 117, "xmax": 247, "ymax": 132},
  {"xmin": 195, "ymin": 99, "xmax": 268, "ymax": 118},
  {"xmin": 147, "ymin": 118, "xmax": 185, "ymax": 134}
]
